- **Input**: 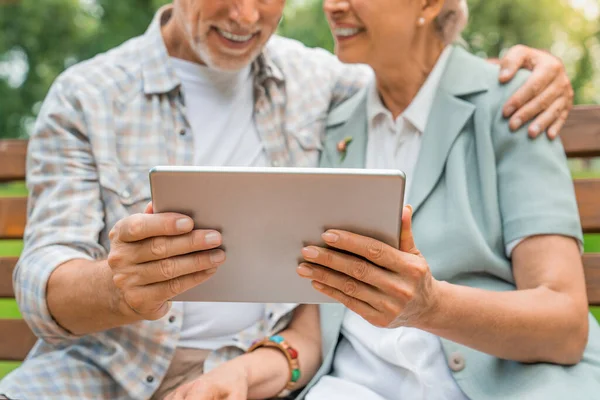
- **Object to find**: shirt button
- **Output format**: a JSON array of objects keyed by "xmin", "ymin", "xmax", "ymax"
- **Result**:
[
  {"xmin": 179, "ymin": 129, "xmax": 186, "ymax": 136},
  {"xmin": 146, "ymin": 375, "xmax": 154, "ymax": 383},
  {"xmin": 168, "ymin": 315, "xmax": 176, "ymax": 323},
  {"xmin": 448, "ymin": 352, "xmax": 466, "ymax": 372},
  {"xmin": 121, "ymin": 190, "xmax": 131, "ymax": 199}
]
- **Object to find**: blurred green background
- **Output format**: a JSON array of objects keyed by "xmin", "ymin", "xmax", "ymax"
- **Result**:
[
  {"xmin": 0, "ymin": 0, "xmax": 599, "ymax": 140},
  {"xmin": 1, "ymin": 0, "xmax": 599, "ymax": 378}
]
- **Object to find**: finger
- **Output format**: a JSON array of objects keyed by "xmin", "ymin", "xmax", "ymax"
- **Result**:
[
  {"xmin": 297, "ymin": 262, "xmax": 390, "ymax": 310},
  {"xmin": 319, "ymin": 230, "xmax": 419, "ymax": 273},
  {"xmin": 547, "ymin": 109, "xmax": 569, "ymax": 140},
  {"xmin": 507, "ymin": 75, "xmax": 562, "ymax": 135},
  {"xmin": 114, "ymin": 250, "xmax": 225, "ymax": 287},
  {"xmin": 300, "ymin": 246, "xmax": 396, "ymax": 290},
  {"xmin": 311, "ymin": 280, "xmax": 381, "ymax": 323},
  {"xmin": 498, "ymin": 45, "xmax": 530, "ymax": 84},
  {"xmin": 170, "ymin": 381, "xmax": 194, "ymax": 400},
  {"xmin": 399, "ymin": 205, "xmax": 420, "ymax": 255},
  {"xmin": 136, "ymin": 269, "xmax": 219, "ymax": 306},
  {"xmin": 113, "ymin": 212, "xmax": 195, "ymax": 243},
  {"xmin": 526, "ymin": 96, "xmax": 567, "ymax": 139},
  {"xmin": 505, "ymin": 67, "xmax": 557, "ymax": 126},
  {"xmin": 144, "ymin": 202, "xmax": 154, "ymax": 214},
  {"xmin": 131, "ymin": 229, "xmax": 223, "ymax": 264}
]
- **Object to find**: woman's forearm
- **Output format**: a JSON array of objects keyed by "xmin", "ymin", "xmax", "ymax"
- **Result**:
[
  {"xmin": 418, "ymin": 281, "xmax": 588, "ymax": 365},
  {"xmin": 240, "ymin": 305, "xmax": 322, "ymax": 399}
]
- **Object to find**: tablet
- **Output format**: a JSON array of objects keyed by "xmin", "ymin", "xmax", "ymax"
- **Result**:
[{"xmin": 149, "ymin": 166, "xmax": 406, "ymax": 304}]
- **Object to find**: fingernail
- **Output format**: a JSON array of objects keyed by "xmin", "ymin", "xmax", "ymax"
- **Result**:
[
  {"xmin": 302, "ymin": 247, "xmax": 319, "ymax": 259},
  {"xmin": 210, "ymin": 250, "xmax": 225, "ymax": 264},
  {"xmin": 313, "ymin": 281, "xmax": 325, "ymax": 290},
  {"xmin": 504, "ymin": 105, "xmax": 516, "ymax": 116},
  {"xmin": 322, "ymin": 232, "xmax": 339, "ymax": 243},
  {"xmin": 176, "ymin": 218, "xmax": 193, "ymax": 232},
  {"xmin": 500, "ymin": 69, "xmax": 511, "ymax": 79},
  {"xmin": 297, "ymin": 265, "xmax": 314, "ymax": 277},
  {"xmin": 511, "ymin": 117, "xmax": 522, "ymax": 130},
  {"xmin": 205, "ymin": 231, "xmax": 221, "ymax": 246},
  {"xmin": 530, "ymin": 124, "xmax": 541, "ymax": 135}
]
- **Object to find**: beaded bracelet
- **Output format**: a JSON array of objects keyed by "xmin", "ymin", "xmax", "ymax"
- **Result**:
[{"xmin": 247, "ymin": 335, "xmax": 301, "ymax": 398}]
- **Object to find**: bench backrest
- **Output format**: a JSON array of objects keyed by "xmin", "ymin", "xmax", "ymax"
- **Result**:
[{"xmin": 1, "ymin": 105, "xmax": 600, "ymax": 361}]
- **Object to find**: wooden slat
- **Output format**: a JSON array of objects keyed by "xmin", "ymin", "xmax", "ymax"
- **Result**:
[
  {"xmin": 0, "ymin": 257, "xmax": 17, "ymax": 298},
  {"xmin": 0, "ymin": 197, "xmax": 27, "ymax": 239},
  {"xmin": 584, "ymin": 254, "xmax": 600, "ymax": 306},
  {"xmin": 562, "ymin": 105, "xmax": 600, "ymax": 158},
  {"xmin": 574, "ymin": 179, "xmax": 600, "ymax": 234},
  {"xmin": 0, "ymin": 319, "xmax": 36, "ymax": 361},
  {"xmin": 0, "ymin": 139, "xmax": 27, "ymax": 182}
]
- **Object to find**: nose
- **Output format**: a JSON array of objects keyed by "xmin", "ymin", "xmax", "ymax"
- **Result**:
[
  {"xmin": 323, "ymin": 0, "xmax": 351, "ymax": 17},
  {"xmin": 230, "ymin": 0, "xmax": 260, "ymax": 27}
]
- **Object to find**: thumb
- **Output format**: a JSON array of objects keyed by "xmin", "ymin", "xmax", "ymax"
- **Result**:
[
  {"xmin": 400, "ymin": 205, "xmax": 420, "ymax": 255},
  {"xmin": 144, "ymin": 201, "xmax": 154, "ymax": 214},
  {"xmin": 498, "ymin": 45, "xmax": 528, "ymax": 84}
]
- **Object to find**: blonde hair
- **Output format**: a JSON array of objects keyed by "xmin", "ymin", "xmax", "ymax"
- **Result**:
[{"xmin": 435, "ymin": 0, "xmax": 469, "ymax": 44}]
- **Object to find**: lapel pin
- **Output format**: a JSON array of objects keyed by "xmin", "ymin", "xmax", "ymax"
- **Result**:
[{"xmin": 337, "ymin": 136, "xmax": 353, "ymax": 162}]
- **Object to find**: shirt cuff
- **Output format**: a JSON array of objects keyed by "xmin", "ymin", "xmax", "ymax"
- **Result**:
[
  {"xmin": 14, "ymin": 245, "xmax": 96, "ymax": 344},
  {"xmin": 505, "ymin": 236, "xmax": 584, "ymax": 258}
]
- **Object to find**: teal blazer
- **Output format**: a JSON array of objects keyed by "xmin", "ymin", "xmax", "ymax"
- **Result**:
[{"xmin": 297, "ymin": 47, "xmax": 600, "ymax": 399}]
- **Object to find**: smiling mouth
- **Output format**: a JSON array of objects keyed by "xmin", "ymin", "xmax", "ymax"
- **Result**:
[
  {"xmin": 215, "ymin": 28, "xmax": 258, "ymax": 43},
  {"xmin": 334, "ymin": 27, "xmax": 365, "ymax": 38}
]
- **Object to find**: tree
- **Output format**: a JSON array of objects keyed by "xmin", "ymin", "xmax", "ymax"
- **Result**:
[{"xmin": 0, "ymin": 0, "xmax": 167, "ymax": 138}]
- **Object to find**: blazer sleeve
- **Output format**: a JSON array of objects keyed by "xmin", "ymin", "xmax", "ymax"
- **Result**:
[{"xmin": 491, "ymin": 70, "xmax": 583, "ymax": 249}]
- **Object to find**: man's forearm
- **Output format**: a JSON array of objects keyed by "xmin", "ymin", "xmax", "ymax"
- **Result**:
[
  {"xmin": 47, "ymin": 259, "xmax": 142, "ymax": 335},
  {"xmin": 419, "ymin": 281, "xmax": 588, "ymax": 365}
]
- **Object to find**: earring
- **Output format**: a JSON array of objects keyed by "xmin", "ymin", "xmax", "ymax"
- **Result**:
[{"xmin": 418, "ymin": 17, "xmax": 425, "ymax": 26}]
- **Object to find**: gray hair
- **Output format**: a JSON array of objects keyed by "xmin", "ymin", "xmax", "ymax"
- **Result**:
[{"xmin": 435, "ymin": 0, "xmax": 469, "ymax": 45}]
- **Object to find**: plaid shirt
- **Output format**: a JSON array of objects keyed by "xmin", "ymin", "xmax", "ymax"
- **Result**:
[{"xmin": 0, "ymin": 6, "xmax": 370, "ymax": 400}]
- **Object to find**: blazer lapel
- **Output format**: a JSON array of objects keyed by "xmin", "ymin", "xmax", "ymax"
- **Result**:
[
  {"xmin": 320, "ymin": 88, "xmax": 369, "ymax": 169},
  {"xmin": 407, "ymin": 93, "xmax": 475, "ymax": 214},
  {"xmin": 407, "ymin": 47, "xmax": 490, "ymax": 215}
]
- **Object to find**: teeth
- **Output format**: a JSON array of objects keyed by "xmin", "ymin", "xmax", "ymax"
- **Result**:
[
  {"xmin": 335, "ymin": 27, "xmax": 362, "ymax": 37},
  {"xmin": 217, "ymin": 29, "xmax": 254, "ymax": 42}
]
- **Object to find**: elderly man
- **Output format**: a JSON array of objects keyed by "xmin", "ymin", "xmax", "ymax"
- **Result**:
[{"xmin": 0, "ymin": 0, "xmax": 575, "ymax": 399}]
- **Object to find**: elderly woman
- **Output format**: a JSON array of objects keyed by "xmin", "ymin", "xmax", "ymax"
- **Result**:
[{"xmin": 292, "ymin": 0, "xmax": 600, "ymax": 399}]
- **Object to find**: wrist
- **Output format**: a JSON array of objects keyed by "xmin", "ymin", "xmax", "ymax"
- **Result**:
[
  {"xmin": 104, "ymin": 263, "xmax": 144, "ymax": 322},
  {"xmin": 414, "ymin": 278, "xmax": 449, "ymax": 331},
  {"xmin": 246, "ymin": 337, "xmax": 299, "ymax": 397}
]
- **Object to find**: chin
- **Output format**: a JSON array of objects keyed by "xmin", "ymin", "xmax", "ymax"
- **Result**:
[
  {"xmin": 192, "ymin": 40, "xmax": 263, "ymax": 72},
  {"xmin": 335, "ymin": 51, "xmax": 366, "ymax": 65}
]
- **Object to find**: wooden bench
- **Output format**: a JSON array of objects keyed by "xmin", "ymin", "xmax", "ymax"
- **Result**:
[{"xmin": 1, "ymin": 105, "xmax": 600, "ymax": 366}]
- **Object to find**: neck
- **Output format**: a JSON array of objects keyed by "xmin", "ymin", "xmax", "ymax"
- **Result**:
[
  {"xmin": 374, "ymin": 30, "xmax": 445, "ymax": 119},
  {"xmin": 161, "ymin": 9, "xmax": 206, "ymax": 65}
]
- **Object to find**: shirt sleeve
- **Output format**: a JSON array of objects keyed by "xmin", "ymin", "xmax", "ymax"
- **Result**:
[
  {"xmin": 14, "ymin": 72, "xmax": 108, "ymax": 344},
  {"xmin": 492, "ymin": 70, "xmax": 583, "ymax": 254}
]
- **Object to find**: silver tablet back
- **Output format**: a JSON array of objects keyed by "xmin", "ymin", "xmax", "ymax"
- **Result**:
[{"xmin": 150, "ymin": 166, "xmax": 405, "ymax": 304}]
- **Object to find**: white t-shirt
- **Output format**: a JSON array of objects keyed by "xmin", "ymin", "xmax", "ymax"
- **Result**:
[{"xmin": 170, "ymin": 57, "xmax": 268, "ymax": 349}]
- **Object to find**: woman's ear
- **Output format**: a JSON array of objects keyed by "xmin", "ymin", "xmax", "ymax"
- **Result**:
[{"xmin": 420, "ymin": 0, "xmax": 446, "ymax": 25}]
